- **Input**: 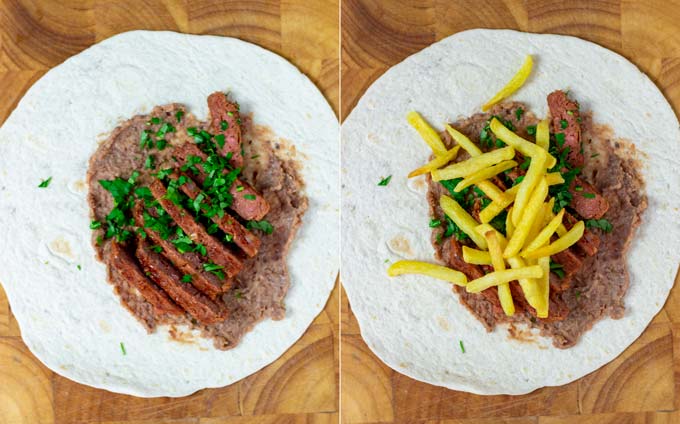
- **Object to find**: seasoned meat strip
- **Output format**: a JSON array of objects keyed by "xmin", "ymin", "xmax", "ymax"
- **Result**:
[
  {"xmin": 109, "ymin": 241, "xmax": 183, "ymax": 316},
  {"xmin": 132, "ymin": 202, "xmax": 231, "ymax": 298},
  {"xmin": 172, "ymin": 171, "xmax": 261, "ymax": 257},
  {"xmin": 547, "ymin": 90, "xmax": 584, "ymax": 168},
  {"xmin": 149, "ymin": 179, "xmax": 243, "ymax": 279},
  {"xmin": 174, "ymin": 143, "xmax": 270, "ymax": 220},
  {"xmin": 135, "ymin": 238, "xmax": 228, "ymax": 324},
  {"xmin": 564, "ymin": 210, "xmax": 601, "ymax": 256},
  {"xmin": 207, "ymin": 92, "xmax": 243, "ymax": 168},
  {"xmin": 569, "ymin": 176, "xmax": 610, "ymax": 219}
]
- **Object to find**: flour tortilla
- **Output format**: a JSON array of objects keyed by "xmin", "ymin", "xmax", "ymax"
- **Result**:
[
  {"xmin": 0, "ymin": 31, "xmax": 338, "ymax": 397},
  {"xmin": 341, "ymin": 29, "xmax": 680, "ymax": 395}
]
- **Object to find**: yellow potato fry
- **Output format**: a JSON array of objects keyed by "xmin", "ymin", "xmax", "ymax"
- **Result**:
[
  {"xmin": 466, "ymin": 266, "xmax": 543, "ymax": 293},
  {"xmin": 489, "ymin": 118, "xmax": 557, "ymax": 168},
  {"xmin": 478, "ymin": 183, "xmax": 521, "ymax": 223},
  {"xmin": 543, "ymin": 199, "xmax": 556, "ymax": 226},
  {"xmin": 387, "ymin": 260, "xmax": 468, "ymax": 286},
  {"xmin": 408, "ymin": 146, "xmax": 460, "ymax": 178},
  {"xmin": 504, "ymin": 178, "xmax": 549, "ymax": 258},
  {"xmin": 544, "ymin": 203, "xmax": 568, "ymax": 236},
  {"xmin": 524, "ymin": 209, "xmax": 565, "ymax": 253},
  {"xmin": 445, "ymin": 124, "xmax": 483, "ymax": 156},
  {"xmin": 462, "ymin": 246, "xmax": 491, "ymax": 265},
  {"xmin": 536, "ymin": 119, "xmax": 550, "ymax": 151},
  {"xmin": 407, "ymin": 111, "xmax": 447, "ymax": 155},
  {"xmin": 484, "ymin": 230, "xmax": 515, "ymax": 316},
  {"xmin": 454, "ymin": 160, "xmax": 518, "ymax": 192},
  {"xmin": 506, "ymin": 206, "xmax": 515, "ymax": 237},
  {"xmin": 522, "ymin": 221, "xmax": 585, "ymax": 259},
  {"xmin": 482, "ymin": 55, "xmax": 533, "ymax": 111},
  {"xmin": 525, "ymin": 199, "xmax": 548, "ymax": 249},
  {"xmin": 507, "ymin": 256, "xmax": 543, "ymax": 309},
  {"xmin": 476, "ymin": 181, "xmax": 505, "ymax": 202},
  {"xmin": 511, "ymin": 151, "xmax": 547, "ymax": 225},
  {"xmin": 431, "ymin": 146, "xmax": 515, "ymax": 181},
  {"xmin": 546, "ymin": 172, "xmax": 564, "ymax": 186},
  {"xmin": 556, "ymin": 224, "xmax": 568, "ymax": 237},
  {"xmin": 536, "ymin": 256, "xmax": 550, "ymax": 318},
  {"xmin": 440, "ymin": 195, "xmax": 487, "ymax": 249}
]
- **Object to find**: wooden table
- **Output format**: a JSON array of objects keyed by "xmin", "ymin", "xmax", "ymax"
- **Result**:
[
  {"xmin": 0, "ymin": 1, "xmax": 339, "ymax": 423},
  {"xmin": 340, "ymin": 1, "xmax": 680, "ymax": 423}
]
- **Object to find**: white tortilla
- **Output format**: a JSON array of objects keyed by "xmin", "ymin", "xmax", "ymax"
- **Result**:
[
  {"xmin": 0, "ymin": 31, "xmax": 338, "ymax": 397},
  {"xmin": 341, "ymin": 29, "xmax": 680, "ymax": 395}
]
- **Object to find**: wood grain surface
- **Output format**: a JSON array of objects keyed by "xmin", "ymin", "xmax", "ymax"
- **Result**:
[
  {"xmin": 340, "ymin": 0, "xmax": 680, "ymax": 423},
  {"xmin": 0, "ymin": 1, "xmax": 339, "ymax": 423}
]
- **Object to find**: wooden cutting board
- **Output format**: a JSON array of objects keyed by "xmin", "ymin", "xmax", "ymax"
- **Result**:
[
  {"xmin": 0, "ymin": 1, "xmax": 339, "ymax": 423},
  {"xmin": 341, "ymin": 0, "xmax": 680, "ymax": 423}
]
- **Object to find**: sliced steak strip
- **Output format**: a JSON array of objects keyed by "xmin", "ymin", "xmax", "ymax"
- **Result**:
[
  {"xmin": 174, "ymin": 143, "xmax": 270, "ymax": 220},
  {"xmin": 109, "ymin": 241, "xmax": 183, "ymax": 316},
  {"xmin": 135, "ymin": 238, "xmax": 228, "ymax": 324},
  {"xmin": 547, "ymin": 90, "xmax": 584, "ymax": 168},
  {"xmin": 207, "ymin": 92, "xmax": 243, "ymax": 168},
  {"xmin": 569, "ymin": 176, "xmax": 610, "ymax": 219},
  {"xmin": 149, "ymin": 179, "xmax": 244, "ymax": 279},
  {"xmin": 564, "ymin": 211, "xmax": 601, "ymax": 256},
  {"xmin": 172, "ymin": 171, "xmax": 261, "ymax": 257},
  {"xmin": 132, "ymin": 202, "xmax": 230, "ymax": 298},
  {"xmin": 550, "ymin": 248, "xmax": 582, "ymax": 293}
]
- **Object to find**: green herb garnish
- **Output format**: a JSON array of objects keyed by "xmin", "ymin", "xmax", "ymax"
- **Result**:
[
  {"xmin": 515, "ymin": 107, "xmax": 524, "ymax": 121},
  {"xmin": 120, "ymin": 342, "xmax": 127, "ymax": 355},
  {"xmin": 555, "ymin": 133, "xmax": 566, "ymax": 147},
  {"xmin": 526, "ymin": 125, "xmax": 537, "ymax": 135},
  {"xmin": 560, "ymin": 119, "xmax": 568, "ymax": 129},
  {"xmin": 550, "ymin": 260, "xmax": 565, "ymax": 279},
  {"xmin": 378, "ymin": 176, "xmax": 392, "ymax": 186},
  {"xmin": 175, "ymin": 110, "xmax": 184, "ymax": 122},
  {"xmin": 144, "ymin": 155, "xmax": 155, "ymax": 170},
  {"xmin": 247, "ymin": 219, "xmax": 274, "ymax": 234},
  {"xmin": 38, "ymin": 177, "xmax": 52, "ymax": 188},
  {"xmin": 220, "ymin": 120, "xmax": 228, "ymax": 130},
  {"xmin": 459, "ymin": 340, "xmax": 465, "ymax": 353},
  {"xmin": 582, "ymin": 192, "xmax": 596, "ymax": 199},
  {"xmin": 181, "ymin": 274, "xmax": 192, "ymax": 283},
  {"xmin": 90, "ymin": 220, "xmax": 102, "ymax": 230},
  {"xmin": 429, "ymin": 218, "xmax": 441, "ymax": 228},
  {"xmin": 244, "ymin": 194, "xmax": 256, "ymax": 200},
  {"xmin": 585, "ymin": 218, "xmax": 613, "ymax": 233}
]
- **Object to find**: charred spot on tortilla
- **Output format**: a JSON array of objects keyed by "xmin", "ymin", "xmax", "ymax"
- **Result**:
[
  {"xmin": 397, "ymin": 90, "xmax": 646, "ymax": 349},
  {"xmin": 86, "ymin": 93, "xmax": 308, "ymax": 350}
]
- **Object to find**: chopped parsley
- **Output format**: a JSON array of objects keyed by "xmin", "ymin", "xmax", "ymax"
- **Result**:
[
  {"xmin": 38, "ymin": 177, "xmax": 52, "ymax": 188},
  {"xmin": 582, "ymin": 192, "xmax": 596, "ymax": 199},
  {"xmin": 147, "ymin": 117, "xmax": 161, "ymax": 125},
  {"xmin": 585, "ymin": 218, "xmax": 613, "ymax": 233},
  {"xmin": 575, "ymin": 290, "xmax": 581, "ymax": 300},
  {"xmin": 175, "ymin": 110, "xmax": 184, "ymax": 123},
  {"xmin": 215, "ymin": 134, "xmax": 226, "ymax": 148},
  {"xmin": 244, "ymin": 194, "xmax": 256, "ymax": 200},
  {"xmin": 203, "ymin": 262, "xmax": 226, "ymax": 280},
  {"xmin": 144, "ymin": 155, "xmax": 155, "ymax": 170},
  {"xmin": 90, "ymin": 220, "xmax": 102, "ymax": 230},
  {"xmin": 77, "ymin": 264, "xmax": 81, "ymax": 271},
  {"xmin": 515, "ymin": 107, "xmax": 524, "ymax": 121},
  {"xmin": 526, "ymin": 125, "xmax": 537, "ymax": 136},
  {"xmin": 555, "ymin": 133, "xmax": 566, "ymax": 147},
  {"xmin": 378, "ymin": 176, "xmax": 392, "ymax": 186},
  {"xmin": 574, "ymin": 186, "xmax": 583, "ymax": 192},
  {"xmin": 98, "ymin": 171, "xmax": 141, "ymax": 242},
  {"xmin": 120, "ymin": 342, "xmax": 127, "ymax": 355},
  {"xmin": 224, "ymin": 233, "xmax": 234, "ymax": 242},
  {"xmin": 220, "ymin": 120, "xmax": 229, "ymax": 130},
  {"xmin": 591, "ymin": 153, "xmax": 600, "ymax": 158},
  {"xmin": 247, "ymin": 219, "xmax": 274, "ymax": 234},
  {"xmin": 140, "ymin": 130, "xmax": 153, "ymax": 149},
  {"xmin": 519, "ymin": 157, "xmax": 531, "ymax": 170},
  {"xmin": 459, "ymin": 340, "xmax": 465, "ymax": 353},
  {"xmin": 429, "ymin": 218, "xmax": 441, "ymax": 228},
  {"xmin": 550, "ymin": 261, "xmax": 565, "ymax": 279},
  {"xmin": 489, "ymin": 210, "xmax": 507, "ymax": 235},
  {"xmin": 560, "ymin": 119, "xmax": 568, "ymax": 129},
  {"xmin": 181, "ymin": 274, "xmax": 192, "ymax": 283}
]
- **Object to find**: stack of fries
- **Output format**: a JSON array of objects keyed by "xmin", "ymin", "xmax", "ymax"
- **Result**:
[{"xmin": 388, "ymin": 56, "xmax": 585, "ymax": 319}]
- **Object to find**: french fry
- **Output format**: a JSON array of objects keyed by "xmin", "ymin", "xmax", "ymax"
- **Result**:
[
  {"xmin": 431, "ymin": 146, "xmax": 515, "ymax": 181},
  {"xmin": 462, "ymin": 246, "xmax": 491, "ymax": 265},
  {"xmin": 506, "ymin": 256, "xmax": 544, "ymax": 311},
  {"xmin": 536, "ymin": 119, "xmax": 550, "ymax": 151},
  {"xmin": 525, "ymin": 198, "xmax": 548, "ymax": 249},
  {"xmin": 478, "ymin": 184, "xmax": 520, "ymax": 223},
  {"xmin": 484, "ymin": 231, "xmax": 514, "ymax": 316},
  {"xmin": 440, "ymin": 195, "xmax": 487, "ymax": 249},
  {"xmin": 387, "ymin": 260, "xmax": 467, "ymax": 286},
  {"xmin": 511, "ymin": 150, "xmax": 548, "ymax": 225},
  {"xmin": 506, "ymin": 206, "xmax": 515, "ymax": 238},
  {"xmin": 407, "ymin": 111, "xmax": 447, "ymax": 155},
  {"xmin": 521, "ymin": 221, "xmax": 585, "ymax": 259},
  {"xmin": 504, "ymin": 178, "xmax": 549, "ymax": 258},
  {"xmin": 524, "ymin": 208, "xmax": 565, "ymax": 253},
  {"xmin": 454, "ymin": 160, "xmax": 518, "ymax": 192},
  {"xmin": 408, "ymin": 146, "xmax": 460, "ymax": 178},
  {"xmin": 536, "ymin": 256, "xmax": 550, "ymax": 318},
  {"xmin": 482, "ymin": 55, "xmax": 533, "ymax": 111},
  {"xmin": 476, "ymin": 181, "xmax": 505, "ymax": 202},
  {"xmin": 546, "ymin": 172, "xmax": 565, "ymax": 186},
  {"xmin": 489, "ymin": 118, "xmax": 557, "ymax": 168},
  {"xmin": 466, "ymin": 266, "xmax": 543, "ymax": 293},
  {"xmin": 445, "ymin": 124, "xmax": 482, "ymax": 156}
]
